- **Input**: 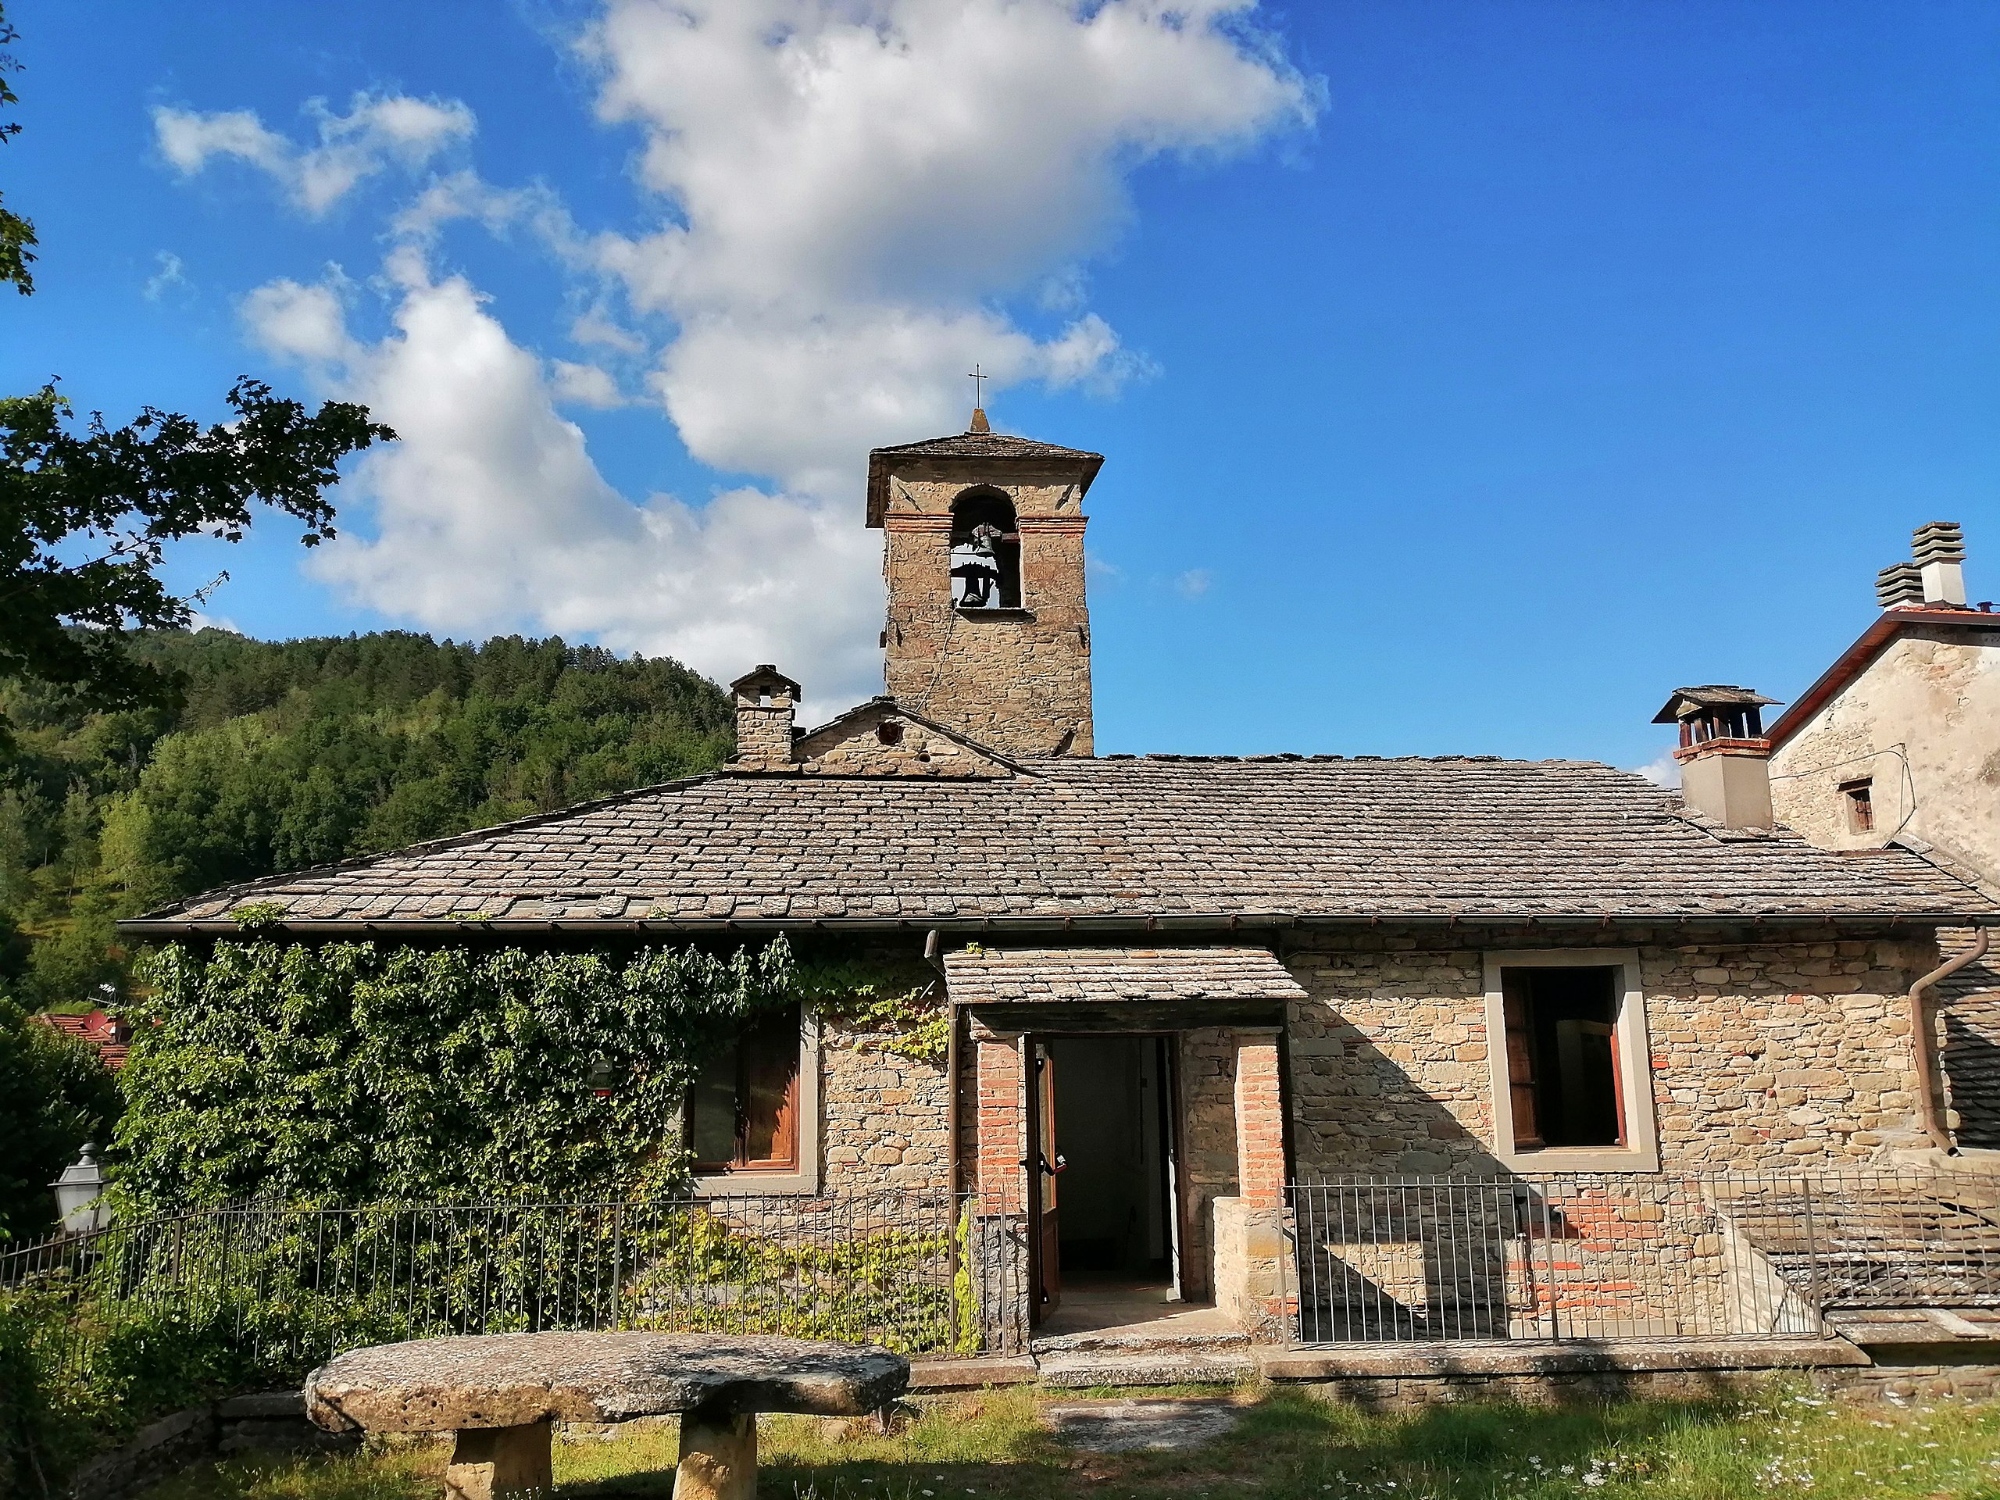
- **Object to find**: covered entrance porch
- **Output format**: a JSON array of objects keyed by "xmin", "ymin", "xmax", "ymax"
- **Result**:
[{"xmin": 944, "ymin": 945, "xmax": 1304, "ymax": 1347}]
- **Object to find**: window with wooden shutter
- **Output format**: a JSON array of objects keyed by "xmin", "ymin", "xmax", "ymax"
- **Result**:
[
  {"xmin": 1501, "ymin": 969, "xmax": 1543, "ymax": 1148},
  {"xmin": 1497, "ymin": 966, "xmax": 1625, "ymax": 1151},
  {"xmin": 688, "ymin": 1006, "xmax": 802, "ymax": 1174}
]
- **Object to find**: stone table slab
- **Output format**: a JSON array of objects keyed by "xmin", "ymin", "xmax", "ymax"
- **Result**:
[
  {"xmin": 305, "ymin": 1330, "xmax": 908, "ymax": 1432},
  {"xmin": 304, "ymin": 1331, "xmax": 909, "ymax": 1500}
]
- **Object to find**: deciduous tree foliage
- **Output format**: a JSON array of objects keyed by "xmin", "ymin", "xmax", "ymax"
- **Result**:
[
  {"xmin": 1, "ymin": 6, "xmax": 392, "ymax": 729},
  {"xmin": 0, "ymin": 5, "xmax": 35, "ymax": 295},
  {"xmin": 115, "ymin": 938, "xmax": 797, "ymax": 1212},
  {"xmin": 0, "ymin": 630, "xmax": 734, "ymax": 1010},
  {"xmin": 0, "ymin": 381, "xmax": 392, "ymax": 730}
]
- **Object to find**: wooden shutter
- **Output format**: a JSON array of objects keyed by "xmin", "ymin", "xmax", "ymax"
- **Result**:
[
  {"xmin": 739, "ymin": 1007, "xmax": 801, "ymax": 1170},
  {"xmin": 1501, "ymin": 970, "xmax": 1543, "ymax": 1148}
]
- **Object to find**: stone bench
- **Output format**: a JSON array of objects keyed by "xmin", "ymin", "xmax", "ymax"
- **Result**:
[{"xmin": 304, "ymin": 1330, "xmax": 909, "ymax": 1500}]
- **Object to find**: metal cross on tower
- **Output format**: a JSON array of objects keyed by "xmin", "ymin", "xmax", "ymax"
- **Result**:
[{"xmin": 967, "ymin": 364, "xmax": 987, "ymax": 409}]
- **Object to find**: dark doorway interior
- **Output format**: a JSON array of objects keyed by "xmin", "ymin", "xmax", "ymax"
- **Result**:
[{"xmin": 1047, "ymin": 1035, "xmax": 1174, "ymax": 1285}]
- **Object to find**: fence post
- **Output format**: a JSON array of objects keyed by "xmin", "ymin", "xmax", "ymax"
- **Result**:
[
  {"xmin": 1540, "ymin": 1188, "xmax": 1561, "ymax": 1341},
  {"xmin": 1801, "ymin": 1176, "xmax": 1822, "ymax": 1331},
  {"xmin": 612, "ymin": 1201, "xmax": 625, "ymax": 1330}
]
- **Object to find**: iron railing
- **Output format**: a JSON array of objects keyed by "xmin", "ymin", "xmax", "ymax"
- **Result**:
[
  {"xmin": 9, "ymin": 1171, "xmax": 1991, "ymax": 1374},
  {"xmin": 1287, "ymin": 1171, "xmax": 2000, "ymax": 1346},
  {"xmin": 0, "ymin": 1192, "xmax": 1018, "ymax": 1381}
]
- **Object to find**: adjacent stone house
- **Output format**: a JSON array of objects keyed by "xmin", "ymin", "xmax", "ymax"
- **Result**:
[
  {"xmin": 1759, "ymin": 521, "xmax": 2000, "ymax": 1150},
  {"xmin": 125, "ymin": 418, "xmax": 1997, "ymax": 1339}
]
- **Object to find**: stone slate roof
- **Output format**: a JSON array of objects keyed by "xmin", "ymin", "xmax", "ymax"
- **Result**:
[
  {"xmin": 943, "ymin": 946, "xmax": 1308, "ymax": 1008},
  {"xmin": 866, "ymin": 427, "xmax": 1104, "ymax": 525},
  {"xmin": 124, "ymin": 756, "xmax": 1996, "ymax": 933},
  {"xmin": 868, "ymin": 431, "xmax": 1104, "ymax": 465}
]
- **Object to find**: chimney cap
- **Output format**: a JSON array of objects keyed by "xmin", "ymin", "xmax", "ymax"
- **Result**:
[
  {"xmin": 1651, "ymin": 684, "xmax": 1781, "ymax": 724},
  {"xmin": 1876, "ymin": 561, "xmax": 1925, "ymax": 609},
  {"xmin": 729, "ymin": 664, "xmax": 802, "ymax": 699},
  {"xmin": 1911, "ymin": 520, "xmax": 1966, "ymax": 564}
]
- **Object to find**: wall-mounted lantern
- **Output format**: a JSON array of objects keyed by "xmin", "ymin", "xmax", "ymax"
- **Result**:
[
  {"xmin": 588, "ymin": 1059, "xmax": 617, "ymax": 1099},
  {"xmin": 52, "ymin": 1143, "xmax": 110, "ymax": 1235}
]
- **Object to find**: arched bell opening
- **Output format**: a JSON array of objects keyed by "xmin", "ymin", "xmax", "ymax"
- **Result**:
[{"xmin": 949, "ymin": 487, "xmax": 1022, "ymax": 610}]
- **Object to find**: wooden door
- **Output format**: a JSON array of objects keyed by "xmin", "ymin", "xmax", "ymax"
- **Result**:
[
  {"xmin": 1500, "ymin": 970, "xmax": 1543, "ymax": 1148},
  {"xmin": 1030, "ymin": 1039, "xmax": 1062, "ymax": 1316}
]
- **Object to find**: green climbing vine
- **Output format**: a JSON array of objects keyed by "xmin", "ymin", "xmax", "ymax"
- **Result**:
[
  {"xmin": 792, "ymin": 953, "xmax": 950, "ymax": 1064},
  {"xmin": 113, "ymin": 937, "xmax": 797, "ymax": 1213}
]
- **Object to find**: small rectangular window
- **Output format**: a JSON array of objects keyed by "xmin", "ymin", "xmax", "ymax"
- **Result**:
[
  {"xmin": 688, "ymin": 1007, "xmax": 801, "ymax": 1173},
  {"xmin": 1840, "ymin": 778, "xmax": 1874, "ymax": 833},
  {"xmin": 1499, "ymin": 966, "xmax": 1626, "ymax": 1150}
]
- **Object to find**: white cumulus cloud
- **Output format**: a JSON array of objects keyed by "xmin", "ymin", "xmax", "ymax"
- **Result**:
[
  {"xmin": 196, "ymin": 2, "xmax": 1314, "ymax": 714},
  {"xmin": 1635, "ymin": 751, "xmax": 1683, "ymax": 790},
  {"xmin": 241, "ymin": 254, "xmax": 883, "ymax": 712},
  {"xmin": 155, "ymin": 92, "xmax": 475, "ymax": 215},
  {"xmin": 550, "ymin": 359, "xmax": 628, "ymax": 409},
  {"xmin": 580, "ymin": 0, "xmax": 1317, "ymax": 489}
]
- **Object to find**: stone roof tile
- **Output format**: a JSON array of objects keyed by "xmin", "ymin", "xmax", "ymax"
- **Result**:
[
  {"xmin": 128, "ymin": 758, "xmax": 1996, "ymax": 929},
  {"xmin": 943, "ymin": 945, "xmax": 1308, "ymax": 1007}
]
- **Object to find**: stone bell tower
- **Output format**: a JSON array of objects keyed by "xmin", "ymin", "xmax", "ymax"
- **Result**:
[{"xmin": 866, "ymin": 410, "xmax": 1104, "ymax": 757}]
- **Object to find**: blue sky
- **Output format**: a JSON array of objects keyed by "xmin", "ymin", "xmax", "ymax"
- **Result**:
[{"xmin": 3, "ymin": 0, "xmax": 1995, "ymax": 772}]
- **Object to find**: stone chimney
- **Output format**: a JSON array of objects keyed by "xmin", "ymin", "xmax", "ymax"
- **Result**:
[
  {"xmin": 1912, "ymin": 521, "xmax": 1967, "ymax": 607},
  {"xmin": 729, "ymin": 665, "xmax": 801, "ymax": 770},
  {"xmin": 1652, "ymin": 685, "xmax": 1782, "ymax": 831},
  {"xmin": 1877, "ymin": 521, "xmax": 1969, "ymax": 609},
  {"xmin": 1875, "ymin": 562, "xmax": 1923, "ymax": 609}
]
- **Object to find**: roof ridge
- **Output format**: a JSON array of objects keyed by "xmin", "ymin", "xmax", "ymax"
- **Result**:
[{"xmin": 1047, "ymin": 753, "xmax": 1621, "ymax": 768}]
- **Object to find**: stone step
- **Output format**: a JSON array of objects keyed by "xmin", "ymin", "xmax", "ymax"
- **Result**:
[
  {"xmin": 1030, "ymin": 1330, "xmax": 1252, "ymax": 1356},
  {"xmin": 1034, "ymin": 1350, "xmax": 1257, "ymax": 1388}
]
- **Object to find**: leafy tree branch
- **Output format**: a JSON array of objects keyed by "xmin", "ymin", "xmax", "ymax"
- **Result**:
[{"xmin": 0, "ymin": 382, "xmax": 393, "ymax": 732}]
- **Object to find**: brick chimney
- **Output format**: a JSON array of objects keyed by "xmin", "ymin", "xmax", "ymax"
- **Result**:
[
  {"xmin": 1652, "ymin": 685, "xmax": 1782, "ymax": 831},
  {"xmin": 730, "ymin": 665, "xmax": 801, "ymax": 770}
]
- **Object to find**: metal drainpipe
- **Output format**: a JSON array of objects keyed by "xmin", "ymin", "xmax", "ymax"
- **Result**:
[
  {"xmin": 926, "ymin": 930, "xmax": 957, "ymax": 1199},
  {"xmin": 1909, "ymin": 925, "xmax": 1991, "ymax": 1154},
  {"xmin": 926, "ymin": 929, "xmax": 965, "ymax": 1320}
]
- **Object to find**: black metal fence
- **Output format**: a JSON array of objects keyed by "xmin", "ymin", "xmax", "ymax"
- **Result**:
[
  {"xmin": 10, "ymin": 1171, "xmax": 1994, "ymax": 1374},
  {"xmin": 1288, "ymin": 1171, "xmax": 2000, "ymax": 1346},
  {"xmin": 0, "ymin": 1192, "xmax": 997, "ymax": 1382}
]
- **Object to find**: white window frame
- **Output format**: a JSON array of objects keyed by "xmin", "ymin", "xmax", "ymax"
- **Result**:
[
  {"xmin": 691, "ymin": 1009, "xmax": 823, "ymax": 1197},
  {"xmin": 1482, "ymin": 948, "xmax": 1659, "ymax": 1173}
]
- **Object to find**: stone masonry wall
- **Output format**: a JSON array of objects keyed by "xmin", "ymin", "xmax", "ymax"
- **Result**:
[
  {"xmin": 1178, "ymin": 1025, "xmax": 1240, "ymax": 1301},
  {"xmin": 819, "ymin": 1021, "xmax": 951, "ymax": 1195},
  {"xmin": 1768, "ymin": 623, "xmax": 2000, "ymax": 880},
  {"xmin": 881, "ymin": 478, "xmax": 1093, "ymax": 758},
  {"xmin": 1283, "ymin": 927, "xmax": 1937, "ymax": 1174}
]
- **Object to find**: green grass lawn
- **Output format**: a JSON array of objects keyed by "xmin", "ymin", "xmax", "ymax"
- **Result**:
[{"xmin": 142, "ymin": 1381, "xmax": 2000, "ymax": 1500}]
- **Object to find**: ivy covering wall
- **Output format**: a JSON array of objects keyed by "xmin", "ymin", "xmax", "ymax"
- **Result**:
[{"xmin": 114, "ymin": 937, "xmax": 796, "ymax": 1213}]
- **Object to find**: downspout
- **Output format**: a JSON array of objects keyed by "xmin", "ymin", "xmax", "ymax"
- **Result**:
[
  {"xmin": 927, "ymin": 929, "xmax": 966, "ymax": 1338},
  {"xmin": 1910, "ymin": 926, "xmax": 1991, "ymax": 1155},
  {"xmin": 926, "ymin": 929, "xmax": 957, "ymax": 1201}
]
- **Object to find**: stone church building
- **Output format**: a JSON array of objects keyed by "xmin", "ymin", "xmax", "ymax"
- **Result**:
[{"xmin": 129, "ymin": 416, "xmax": 1998, "ymax": 1345}]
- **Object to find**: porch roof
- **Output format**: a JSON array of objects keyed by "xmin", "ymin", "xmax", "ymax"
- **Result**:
[{"xmin": 942, "ymin": 945, "xmax": 1308, "ymax": 1012}]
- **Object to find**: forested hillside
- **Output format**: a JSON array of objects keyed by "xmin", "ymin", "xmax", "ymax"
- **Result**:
[{"xmin": 0, "ymin": 631, "xmax": 735, "ymax": 1010}]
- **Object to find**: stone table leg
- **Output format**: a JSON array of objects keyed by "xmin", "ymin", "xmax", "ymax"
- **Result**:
[
  {"xmin": 443, "ymin": 1420, "xmax": 553, "ymax": 1499},
  {"xmin": 676, "ymin": 1405, "xmax": 757, "ymax": 1500}
]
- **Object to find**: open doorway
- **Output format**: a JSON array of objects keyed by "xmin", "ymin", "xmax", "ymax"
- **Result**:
[{"xmin": 1029, "ymin": 1034, "xmax": 1179, "ymax": 1324}]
